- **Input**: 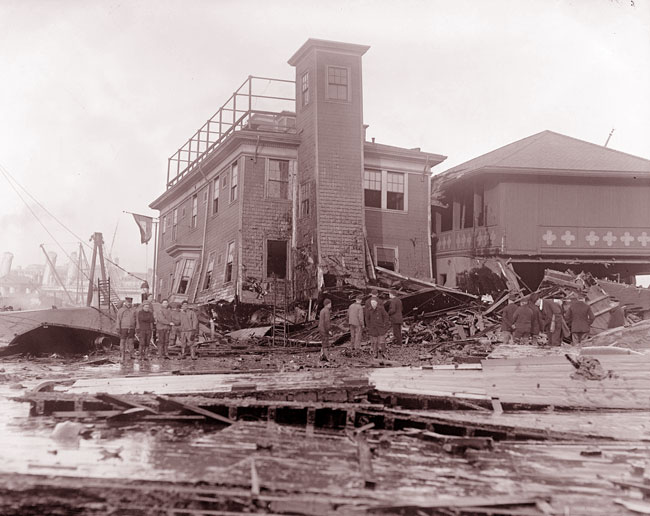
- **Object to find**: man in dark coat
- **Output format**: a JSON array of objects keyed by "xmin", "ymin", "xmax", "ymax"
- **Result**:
[
  {"xmin": 136, "ymin": 302, "xmax": 154, "ymax": 359},
  {"xmin": 512, "ymin": 298, "xmax": 535, "ymax": 345},
  {"xmin": 116, "ymin": 297, "xmax": 136, "ymax": 363},
  {"xmin": 154, "ymin": 299, "xmax": 173, "ymax": 359},
  {"xmin": 500, "ymin": 296, "xmax": 518, "ymax": 344},
  {"xmin": 318, "ymin": 299, "xmax": 332, "ymax": 361},
  {"xmin": 534, "ymin": 298, "xmax": 563, "ymax": 346},
  {"xmin": 566, "ymin": 294, "xmax": 595, "ymax": 344},
  {"xmin": 365, "ymin": 296, "xmax": 389, "ymax": 358},
  {"xmin": 386, "ymin": 291, "xmax": 404, "ymax": 346}
]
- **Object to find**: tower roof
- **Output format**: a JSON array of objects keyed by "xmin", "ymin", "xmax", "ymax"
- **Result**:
[{"xmin": 288, "ymin": 38, "xmax": 370, "ymax": 66}]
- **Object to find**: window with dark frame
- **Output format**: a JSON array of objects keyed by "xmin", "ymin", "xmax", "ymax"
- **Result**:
[
  {"xmin": 268, "ymin": 159, "xmax": 289, "ymax": 199},
  {"xmin": 162, "ymin": 215, "xmax": 167, "ymax": 234},
  {"xmin": 363, "ymin": 170, "xmax": 382, "ymax": 208},
  {"xmin": 386, "ymin": 172, "xmax": 404, "ymax": 211},
  {"xmin": 327, "ymin": 66, "xmax": 348, "ymax": 100},
  {"xmin": 172, "ymin": 208, "xmax": 178, "ymax": 240},
  {"xmin": 376, "ymin": 247, "xmax": 397, "ymax": 272},
  {"xmin": 213, "ymin": 177, "xmax": 220, "ymax": 214},
  {"xmin": 266, "ymin": 240, "xmax": 287, "ymax": 279},
  {"xmin": 203, "ymin": 251, "xmax": 215, "ymax": 290},
  {"xmin": 225, "ymin": 242, "xmax": 235, "ymax": 282},
  {"xmin": 230, "ymin": 162, "xmax": 238, "ymax": 202},
  {"xmin": 299, "ymin": 182, "xmax": 310, "ymax": 218},
  {"xmin": 301, "ymin": 71, "xmax": 310, "ymax": 107},
  {"xmin": 191, "ymin": 194, "xmax": 198, "ymax": 228},
  {"xmin": 176, "ymin": 258, "xmax": 196, "ymax": 295}
]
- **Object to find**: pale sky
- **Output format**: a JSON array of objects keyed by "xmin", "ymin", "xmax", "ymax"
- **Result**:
[{"xmin": 1, "ymin": 0, "xmax": 649, "ymax": 273}]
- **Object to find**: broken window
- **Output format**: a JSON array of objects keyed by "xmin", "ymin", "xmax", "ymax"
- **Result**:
[
  {"xmin": 301, "ymin": 71, "xmax": 310, "ymax": 107},
  {"xmin": 459, "ymin": 189, "xmax": 474, "ymax": 229},
  {"xmin": 230, "ymin": 161, "xmax": 238, "ymax": 202},
  {"xmin": 267, "ymin": 240, "xmax": 287, "ymax": 279},
  {"xmin": 171, "ymin": 260, "xmax": 182, "ymax": 293},
  {"xmin": 176, "ymin": 258, "xmax": 196, "ymax": 295},
  {"xmin": 225, "ymin": 242, "xmax": 235, "ymax": 283},
  {"xmin": 191, "ymin": 194, "xmax": 198, "ymax": 228},
  {"xmin": 268, "ymin": 159, "xmax": 289, "ymax": 199},
  {"xmin": 203, "ymin": 251, "xmax": 215, "ymax": 290},
  {"xmin": 172, "ymin": 208, "xmax": 178, "ymax": 240},
  {"xmin": 299, "ymin": 182, "xmax": 310, "ymax": 218},
  {"xmin": 386, "ymin": 172, "xmax": 404, "ymax": 211},
  {"xmin": 364, "ymin": 170, "xmax": 382, "ymax": 208},
  {"xmin": 213, "ymin": 177, "xmax": 220, "ymax": 214},
  {"xmin": 376, "ymin": 246, "xmax": 397, "ymax": 272},
  {"xmin": 327, "ymin": 66, "xmax": 348, "ymax": 100}
]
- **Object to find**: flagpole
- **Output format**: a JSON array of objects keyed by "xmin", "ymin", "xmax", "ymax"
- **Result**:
[{"xmin": 152, "ymin": 220, "xmax": 158, "ymax": 301}]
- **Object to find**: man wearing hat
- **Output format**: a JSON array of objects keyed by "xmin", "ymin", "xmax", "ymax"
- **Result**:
[
  {"xmin": 179, "ymin": 300, "xmax": 199, "ymax": 359},
  {"xmin": 512, "ymin": 297, "xmax": 535, "ymax": 345},
  {"xmin": 347, "ymin": 295, "xmax": 365, "ymax": 350},
  {"xmin": 566, "ymin": 292, "xmax": 595, "ymax": 345},
  {"xmin": 365, "ymin": 292, "xmax": 390, "ymax": 358},
  {"xmin": 136, "ymin": 301, "xmax": 154, "ymax": 359},
  {"xmin": 318, "ymin": 298, "xmax": 333, "ymax": 361},
  {"xmin": 116, "ymin": 297, "xmax": 137, "ymax": 362},
  {"xmin": 154, "ymin": 299, "xmax": 173, "ymax": 359},
  {"xmin": 386, "ymin": 291, "xmax": 404, "ymax": 347}
]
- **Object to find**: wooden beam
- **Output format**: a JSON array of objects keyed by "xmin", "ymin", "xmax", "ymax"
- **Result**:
[{"xmin": 156, "ymin": 395, "xmax": 234, "ymax": 425}]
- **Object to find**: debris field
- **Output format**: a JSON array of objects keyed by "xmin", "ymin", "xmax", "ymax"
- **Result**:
[{"xmin": 1, "ymin": 267, "xmax": 650, "ymax": 515}]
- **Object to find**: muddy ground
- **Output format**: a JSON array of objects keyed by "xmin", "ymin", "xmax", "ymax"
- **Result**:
[{"xmin": 0, "ymin": 339, "xmax": 647, "ymax": 516}]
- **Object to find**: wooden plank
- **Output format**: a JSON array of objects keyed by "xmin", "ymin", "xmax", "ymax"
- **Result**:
[
  {"xmin": 156, "ymin": 395, "xmax": 234, "ymax": 425},
  {"xmin": 95, "ymin": 393, "xmax": 157, "ymax": 414},
  {"xmin": 51, "ymin": 410, "xmax": 121, "ymax": 418},
  {"xmin": 355, "ymin": 432, "xmax": 376, "ymax": 489}
]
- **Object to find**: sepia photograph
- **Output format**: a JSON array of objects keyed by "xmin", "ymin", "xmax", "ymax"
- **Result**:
[{"xmin": 1, "ymin": 1, "xmax": 649, "ymax": 514}]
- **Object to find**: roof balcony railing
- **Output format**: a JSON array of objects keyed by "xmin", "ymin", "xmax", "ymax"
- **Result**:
[{"xmin": 167, "ymin": 76, "xmax": 296, "ymax": 189}]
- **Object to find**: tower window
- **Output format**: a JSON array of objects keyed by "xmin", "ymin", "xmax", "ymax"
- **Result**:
[
  {"xmin": 301, "ymin": 71, "xmax": 310, "ymax": 107},
  {"xmin": 267, "ymin": 159, "xmax": 290, "ymax": 199},
  {"xmin": 327, "ymin": 66, "xmax": 348, "ymax": 100}
]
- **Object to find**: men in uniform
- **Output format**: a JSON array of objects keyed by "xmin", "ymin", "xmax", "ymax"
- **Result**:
[
  {"xmin": 116, "ymin": 296, "xmax": 136, "ymax": 362},
  {"xmin": 136, "ymin": 302, "xmax": 154, "ymax": 359},
  {"xmin": 154, "ymin": 299, "xmax": 173, "ymax": 359},
  {"xmin": 179, "ymin": 300, "xmax": 199, "ymax": 359}
]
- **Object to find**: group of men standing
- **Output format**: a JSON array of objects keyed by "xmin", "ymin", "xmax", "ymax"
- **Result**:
[
  {"xmin": 115, "ymin": 298, "xmax": 199, "ymax": 363},
  {"xmin": 501, "ymin": 293, "xmax": 596, "ymax": 346},
  {"xmin": 318, "ymin": 290, "xmax": 403, "ymax": 361}
]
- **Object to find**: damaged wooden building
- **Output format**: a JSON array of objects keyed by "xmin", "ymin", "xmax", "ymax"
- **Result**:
[
  {"xmin": 431, "ymin": 130, "xmax": 650, "ymax": 290},
  {"xmin": 150, "ymin": 39, "xmax": 446, "ymax": 305}
]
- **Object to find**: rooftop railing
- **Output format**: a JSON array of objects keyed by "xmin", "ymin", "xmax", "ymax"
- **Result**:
[{"xmin": 167, "ymin": 76, "xmax": 296, "ymax": 189}]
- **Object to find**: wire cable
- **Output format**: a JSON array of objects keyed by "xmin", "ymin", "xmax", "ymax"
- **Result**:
[{"xmin": 0, "ymin": 162, "xmax": 146, "ymax": 282}]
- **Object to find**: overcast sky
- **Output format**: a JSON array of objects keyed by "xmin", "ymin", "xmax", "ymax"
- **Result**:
[{"xmin": 1, "ymin": 0, "xmax": 649, "ymax": 274}]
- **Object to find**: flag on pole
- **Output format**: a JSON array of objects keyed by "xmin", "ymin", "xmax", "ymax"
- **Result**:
[{"xmin": 132, "ymin": 213, "xmax": 153, "ymax": 244}]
